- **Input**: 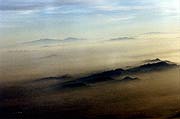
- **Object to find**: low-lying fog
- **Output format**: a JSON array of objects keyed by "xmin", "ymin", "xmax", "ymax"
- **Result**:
[
  {"xmin": 0, "ymin": 36, "xmax": 180, "ymax": 118},
  {"xmin": 0, "ymin": 38, "xmax": 179, "ymax": 82},
  {"xmin": 0, "ymin": 67, "xmax": 179, "ymax": 118}
]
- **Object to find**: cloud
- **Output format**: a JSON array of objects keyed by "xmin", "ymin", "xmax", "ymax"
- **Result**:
[
  {"xmin": 143, "ymin": 32, "xmax": 169, "ymax": 35},
  {"xmin": 0, "ymin": 0, "xmax": 162, "ymax": 12},
  {"xmin": 130, "ymin": 49, "xmax": 180, "ymax": 59},
  {"xmin": 1, "ymin": 0, "xmax": 179, "ymax": 18},
  {"xmin": 95, "ymin": 5, "xmax": 154, "ymax": 12},
  {"xmin": 0, "ymin": 0, "xmax": 102, "ymax": 11},
  {"xmin": 107, "ymin": 15, "xmax": 135, "ymax": 22},
  {"xmin": 0, "ymin": 0, "xmax": 44, "ymax": 11},
  {"xmin": 0, "ymin": 0, "xmax": 102, "ymax": 16},
  {"xmin": 109, "ymin": 37, "xmax": 135, "ymax": 41}
]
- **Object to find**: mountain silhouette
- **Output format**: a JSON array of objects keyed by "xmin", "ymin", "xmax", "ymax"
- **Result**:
[
  {"xmin": 109, "ymin": 37, "xmax": 135, "ymax": 41},
  {"xmin": 38, "ymin": 59, "xmax": 177, "ymax": 89},
  {"xmin": 127, "ymin": 60, "xmax": 177, "ymax": 73},
  {"xmin": 23, "ymin": 39, "xmax": 61, "ymax": 45},
  {"xmin": 35, "ymin": 74, "xmax": 72, "ymax": 82},
  {"xmin": 143, "ymin": 58, "xmax": 161, "ymax": 63},
  {"xmin": 120, "ymin": 76, "xmax": 139, "ymax": 82},
  {"xmin": 23, "ymin": 37, "xmax": 84, "ymax": 46},
  {"xmin": 77, "ymin": 68, "xmax": 125, "ymax": 83}
]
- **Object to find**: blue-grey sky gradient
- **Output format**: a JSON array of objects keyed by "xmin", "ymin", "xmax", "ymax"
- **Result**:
[{"xmin": 0, "ymin": 0, "xmax": 179, "ymax": 46}]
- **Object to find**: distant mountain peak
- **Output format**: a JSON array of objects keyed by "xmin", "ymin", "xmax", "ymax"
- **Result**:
[
  {"xmin": 63, "ymin": 37, "xmax": 84, "ymax": 42},
  {"xmin": 120, "ymin": 76, "xmax": 139, "ymax": 82},
  {"xmin": 23, "ymin": 38, "xmax": 61, "ymax": 45},
  {"xmin": 143, "ymin": 58, "xmax": 161, "ymax": 64},
  {"xmin": 22, "ymin": 37, "xmax": 85, "ymax": 46},
  {"xmin": 35, "ymin": 58, "xmax": 177, "ymax": 89},
  {"xmin": 127, "ymin": 59, "xmax": 177, "ymax": 73},
  {"xmin": 110, "ymin": 37, "xmax": 135, "ymax": 41}
]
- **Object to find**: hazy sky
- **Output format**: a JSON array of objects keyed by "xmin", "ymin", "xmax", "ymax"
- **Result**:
[{"xmin": 0, "ymin": 0, "xmax": 180, "ymax": 46}]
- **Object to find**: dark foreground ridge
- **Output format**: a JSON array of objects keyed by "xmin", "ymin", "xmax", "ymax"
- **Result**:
[
  {"xmin": 120, "ymin": 76, "xmax": 139, "ymax": 82},
  {"xmin": 34, "ymin": 74, "xmax": 72, "ymax": 82},
  {"xmin": 0, "ymin": 58, "xmax": 178, "ymax": 119},
  {"xmin": 127, "ymin": 59, "xmax": 177, "ymax": 73},
  {"xmin": 54, "ymin": 59, "xmax": 177, "ymax": 89}
]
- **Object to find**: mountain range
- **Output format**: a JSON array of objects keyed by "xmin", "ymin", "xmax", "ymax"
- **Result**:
[
  {"xmin": 23, "ymin": 37, "xmax": 85, "ymax": 46},
  {"xmin": 42, "ymin": 59, "xmax": 178, "ymax": 89}
]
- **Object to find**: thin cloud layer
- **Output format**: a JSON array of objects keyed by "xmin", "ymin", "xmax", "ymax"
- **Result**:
[
  {"xmin": 0, "ymin": 0, "xmax": 179, "ymax": 46},
  {"xmin": 1, "ymin": 0, "xmax": 179, "ymax": 14},
  {"xmin": 143, "ymin": 32, "xmax": 169, "ymax": 35},
  {"xmin": 0, "ymin": 0, "xmax": 105, "ymax": 11}
]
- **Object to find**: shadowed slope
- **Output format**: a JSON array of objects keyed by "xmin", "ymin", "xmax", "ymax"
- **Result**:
[
  {"xmin": 127, "ymin": 60, "xmax": 177, "ymax": 73},
  {"xmin": 30, "ymin": 59, "xmax": 178, "ymax": 89}
]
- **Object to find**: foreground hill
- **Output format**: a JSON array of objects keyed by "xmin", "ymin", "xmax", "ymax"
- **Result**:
[
  {"xmin": 0, "ymin": 64, "xmax": 179, "ymax": 119},
  {"xmin": 50, "ymin": 59, "xmax": 177, "ymax": 89}
]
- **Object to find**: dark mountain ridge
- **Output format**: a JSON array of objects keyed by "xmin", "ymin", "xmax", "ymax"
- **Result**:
[
  {"xmin": 120, "ymin": 76, "xmax": 139, "ymax": 82},
  {"xmin": 127, "ymin": 60, "xmax": 177, "ymax": 73},
  {"xmin": 38, "ymin": 59, "xmax": 178, "ymax": 89}
]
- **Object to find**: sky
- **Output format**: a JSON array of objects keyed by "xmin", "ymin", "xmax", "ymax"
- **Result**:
[
  {"xmin": 0, "ymin": 0, "xmax": 180, "ymax": 46},
  {"xmin": 0, "ymin": 0, "xmax": 180, "ymax": 82}
]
